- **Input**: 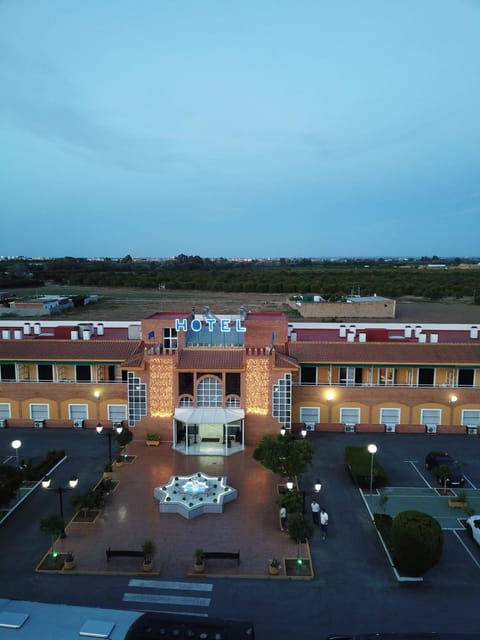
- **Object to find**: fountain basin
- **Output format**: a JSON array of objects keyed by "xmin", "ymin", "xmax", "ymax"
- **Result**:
[{"xmin": 153, "ymin": 472, "xmax": 238, "ymax": 520}]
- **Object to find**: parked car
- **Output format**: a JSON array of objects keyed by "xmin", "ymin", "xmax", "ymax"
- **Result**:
[
  {"xmin": 466, "ymin": 515, "xmax": 480, "ymax": 546},
  {"xmin": 424, "ymin": 451, "xmax": 465, "ymax": 486}
]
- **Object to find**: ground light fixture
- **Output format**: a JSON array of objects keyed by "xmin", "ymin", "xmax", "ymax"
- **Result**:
[
  {"xmin": 314, "ymin": 480, "xmax": 322, "ymax": 493},
  {"xmin": 286, "ymin": 478, "xmax": 294, "ymax": 491},
  {"xmin": 41, "ymin": 476, "xmax": 79, "ymax": 538},
  {"xmin": 11, "ymin": 439, "xmax": 22, "ymax": 467},
  {"xmin": 367, "ymin": 443, "xmax": 378, "ymax": 500}
]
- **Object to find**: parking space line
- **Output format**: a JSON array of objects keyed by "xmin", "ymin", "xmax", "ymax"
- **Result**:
[
  {"xmin": 408, "ymin": 461, "xmax": 433, "ymax": 487},
  {"xmin": 463, "ymin": 475, "xmax": 477, "ymax": 489},
  {"xmin": 453, "ymin": 530, "xmax": 480, "ymax": 569}
]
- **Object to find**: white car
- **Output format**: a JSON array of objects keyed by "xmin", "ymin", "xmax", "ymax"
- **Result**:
[{"xmin": 466, "ymin": 515, "xmax": 480, "ymax": 545}]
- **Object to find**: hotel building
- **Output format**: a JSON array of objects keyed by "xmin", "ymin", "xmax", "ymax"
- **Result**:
[{"xmin": 0, "ymin": 310, "xmax": 479, "ymax": 454}]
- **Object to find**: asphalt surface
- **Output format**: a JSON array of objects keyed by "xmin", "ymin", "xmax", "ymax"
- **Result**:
[{"xmin": 2, "ymin": 429, "xmax": 480, "ymax": 639}]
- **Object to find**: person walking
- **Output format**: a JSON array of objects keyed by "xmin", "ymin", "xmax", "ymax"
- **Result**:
[
  {"xmin": 280, "ymin": 505, "xmax": 287, "ymax": 531},
  {"xmin": 310, "ymin": 498, "xmax": 320, "ymax": 525},
  {"xmin": 320, "ymin": 507, "xmax": 329, "ymax": 541}
]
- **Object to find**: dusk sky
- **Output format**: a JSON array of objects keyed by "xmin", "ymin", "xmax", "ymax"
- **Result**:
[{"xmin": 1, "ymin": 1, "xmax": 479, "ymax": 259}]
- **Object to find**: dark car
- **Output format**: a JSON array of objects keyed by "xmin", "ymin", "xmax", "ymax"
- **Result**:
[{"xmin": 425, "ymin": 451, "xmax": 465, "ymax": 486}]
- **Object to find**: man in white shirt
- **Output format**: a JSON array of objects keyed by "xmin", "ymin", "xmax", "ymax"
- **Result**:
[{"xmin": 320, "ymin": 508, "xmax": 329, "ymax": 541}]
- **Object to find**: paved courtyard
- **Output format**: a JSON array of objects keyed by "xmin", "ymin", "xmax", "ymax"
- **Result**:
[{"xmin": 49, "ymin": 441, "xmax": 310, "ymax": 578}]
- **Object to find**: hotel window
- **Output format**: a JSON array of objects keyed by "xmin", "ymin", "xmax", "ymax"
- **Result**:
[
  {"xmin": 421, "ymin": 408, "xmax": 441, "ymax": 428},
  {"xmin": 339, "ymin": 367, "xmax": 362, "ymax": 386},
  {"xmin": 340, "ymin": 407, "xmax": 360, "ymax": 427},
  {"xmin": 179, "ymin": 395, "xmax": 194, "ymax": 406},
  {"xmin": 272, "ymin": 374, "xmax": 292, "ymax": 428},
  {"xmin": 197, "ymin": 376, "xmax": 223, "ymax": 407},
  {"xmin": 30, "ymin": 403, "xmax": 49, "ymax": 419},
  {"xmin": 300, "ymin": 366, "xmax": 316, "ymax": 385},
  {"xmin": 418, "ymin": 368, "xmax": 434, "ymax": 386},
  {"xmin": 380, "ymin": 408, "xmax": 401, "ymax": 428},
  {"xmin": 458, "ymin": 368, "xmax": 474, "ymax": 387},
  {"xmin": 300, "ymin": 407, "xmax": 320, "ymax": 428},
  {"xmin": 462, "ymin": 410, "xmax": 480, "ymax": 427},
  {"xmin": 76, "ymin": 365, "xmax": 91, "ymax": 382},
  {"xmin": 0, "ymin": 403, "xmax": 11, "ymax": 419},
  {"xmin": 69, "ymin": 404, "xmax": 88, "ymax": 420},
  {"xmin": 38, "ymin": 364, "xmax": 53, "ymax": 381},
  {"xmin": 127, "ymin": 372, "xmax": 147, "ymax": 426},
  {"xmin": 225, "ymin": 373, "xmax": 241, "ymax": 397},
  {"xmin": 163, "ymin": 327, "xmax": 178, "ymax": 349},
  {"xmin": 0, "ymin": 364, "xmax": 16, "ymax": 381},
  {"xmin": 226, "ymin": 395, "xmax": 241, "ymax": 408},
  {"xmin": 108, "ymin": 405, "xmax": 127, "ymax": 422}
]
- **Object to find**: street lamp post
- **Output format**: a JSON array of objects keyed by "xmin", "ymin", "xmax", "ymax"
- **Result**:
[
  {"xmin": 42, "ymin": 476, "xmax": 79, "ymax": 538},
  {"xmin": 96, "ymin": 423, "xmax": 123, "ymax": 467},
  {"xmin": 11, "ymin": 439, "xmax": 22, "ymax": 468},
  {"xmin": 367, "ymin": 443, "xmax": 378, "ymax": 500}
]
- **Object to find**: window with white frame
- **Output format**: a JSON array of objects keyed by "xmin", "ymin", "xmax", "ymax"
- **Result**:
[
  {"xmin": 226, "ymin": 396, "xmax": 241, "ymax": 408},
  {"xmin": 179, "ymin": 395, "xmax": 194, "ymax": 406},
  {"xmin": 421, "ymin": 408, "xmax": 441, "ymax": 427},
  {"xmin": 69, "ymin": 404, "xmax": 88, "ymax": 420},
  {"xmin": 197, "ymin": 376, "xmax": 223, "ymax": 407},
  {"xmin": 300, "ymin": 407, "xmax": 320, "ymax": 429},
  {"xmin": 108, "ymin": 405, "xmax": 127, "ymax": 422},
  {"xmin": 0, "ymin": 403, "xmax": 11, "ymax": 419},
  {"xmin": 163, "ymin": 327, "xmax": 178, "ymax": 350},
  {"xmin": 127, "ymin": 372, "xmax": 147, "ymax": 427},
  {"xmin": 30, "ymin": 403, "xmax": 49, "ymax": 419},
  {"xmin": 380, "ymin": 408, "xmax": 401, "ymax": 427},
  {"xmin": 462, "ymin": 410, "xmax": 480, "ymax": 427},
  {"xmin": 272, "ymin": 374, "xmax": 292, "ymax": 428},
  {"xmin": 340, "ymin": 407, "xmax": 360, "ymax": 427}
]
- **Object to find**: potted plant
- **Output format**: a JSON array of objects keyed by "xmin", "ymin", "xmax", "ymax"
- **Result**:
[
  {"xmin": 448, "ymin": 489, "xmax": 468, "ymax": 509},
  {"xmin": 142, "ymin": 539, "xmax": 156, "ymax": 572},
  {"xmin": 194, "ymin": 548, "xmax": 205, "ymax": 573},
  {"xmin": 63, "ymin": 552, "xmax": 75, "ymax": 570},
  {"xmin": 268, "ymin": 558, "xmax": 281, "ymax": 576},
  {"xmin": 146, "ymin": 432, "xmax": 161, "ymax": 447}
]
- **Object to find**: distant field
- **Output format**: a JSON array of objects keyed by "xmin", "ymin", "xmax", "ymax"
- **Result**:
[{"xmin": 8, "ymin": 285, "xmax": 480, "ymax": 323}]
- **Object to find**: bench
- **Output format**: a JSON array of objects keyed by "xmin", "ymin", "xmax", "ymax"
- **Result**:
[
  {"xmin": 202, "ymin": 551, "xmax": 240, "ymax": 564},
  {"xmin": 106, "ymin": 547, "xmax": 144, "ymax": 561}
]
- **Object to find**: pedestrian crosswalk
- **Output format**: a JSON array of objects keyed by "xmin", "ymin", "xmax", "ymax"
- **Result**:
[{"xmin": 122, "ymin": 579, "xmax": 213, "ymax": 617}]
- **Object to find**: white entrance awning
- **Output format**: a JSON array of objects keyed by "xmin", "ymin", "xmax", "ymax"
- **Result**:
[{"xmin": 174, "ymin": 407, "xmax": 244, "ymax": 424}]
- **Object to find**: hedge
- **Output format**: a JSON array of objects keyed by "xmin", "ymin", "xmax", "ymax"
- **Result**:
[{"xmin": 345, "ymin": 446, "xmax": 388, "ymax": 489}]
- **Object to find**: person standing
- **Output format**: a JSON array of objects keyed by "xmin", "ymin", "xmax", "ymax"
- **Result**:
[
  {"xmin": 310, "ymin": 498, "xmax": 320, "ymax": 525},
  {"xmin": 320, "ymin": 507, "xmax": 329, "ymax": 541},
  {"xmin": 280, "ymin": 505, "xmax": 287, "ymax": 531}
]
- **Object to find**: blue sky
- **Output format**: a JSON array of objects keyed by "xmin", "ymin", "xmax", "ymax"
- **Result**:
[{"xmin": 1, "ymin": 1, "xmax": 479, "ymax": 259}]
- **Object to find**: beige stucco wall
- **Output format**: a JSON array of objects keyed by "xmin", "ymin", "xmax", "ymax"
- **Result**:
[{"xmin": 287, "ymin": 298, "xmax": 396, "ymax": 319}]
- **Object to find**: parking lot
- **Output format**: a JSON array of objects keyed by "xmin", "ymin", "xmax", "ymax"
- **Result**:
[{"xmin": 305, "ymin": 431, "xmax": 480, "ymax": 584}]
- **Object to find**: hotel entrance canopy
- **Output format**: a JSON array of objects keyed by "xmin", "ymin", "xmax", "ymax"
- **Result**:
[{"xmin": 174, "ymin": 407, "xmax": 244, "ymax": 424}]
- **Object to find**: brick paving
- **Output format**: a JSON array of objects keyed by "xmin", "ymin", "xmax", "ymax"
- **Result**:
[{"xmin": 52, "ymin": 441, "xmax": 309, "ymax": 578}]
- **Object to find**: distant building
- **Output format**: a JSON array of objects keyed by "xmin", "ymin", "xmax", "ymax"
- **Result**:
[
  {"xmin": 6, "ymin": 296, "xmax": 74, "ymax": 317},
  {"xmin": 287, "ymin": 293, "xmax": 395, "ymax": 319}
]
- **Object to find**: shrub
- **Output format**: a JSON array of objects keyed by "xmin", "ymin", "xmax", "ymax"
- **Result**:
[
  {"xmin": 275, "ymin": 490, "xmax": 303, "ymax": 514},
  {"xmin": 22, "ymin": 450, "xmax": 65, "ymax": 481},
  {"xmin": 286, "ymin": 513, "xmax": 314, "ymax": 544},
  {"xmin": 390, "ymin": 510, "xmax": 443, "ymax": 576},
  {"xmin": 345, "ymin": 446, "xmax": 388, "ymax": 489}
]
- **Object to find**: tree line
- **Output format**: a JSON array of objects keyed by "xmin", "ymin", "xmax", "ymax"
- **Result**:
[{"xmin": 1, "ymin": 256, "xmax": 480, "ymax": 301}]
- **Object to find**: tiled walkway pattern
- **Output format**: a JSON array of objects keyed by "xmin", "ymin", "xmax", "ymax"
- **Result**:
[{"xmin": 52, "ymin": 442, "xmax": 308, "ymax": 578}]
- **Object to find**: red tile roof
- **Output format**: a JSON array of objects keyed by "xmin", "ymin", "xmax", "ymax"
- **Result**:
[
  {"xmin": 0, "ymin": 339, "xmax": 143, "ymax": 362},
  {"xmin": 287, "ymin": 341, "xmax": 480, "ymax": 365},
  {"xmin": 177, "ymin": 349, "xmax": 244, "ymax": 370}
]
